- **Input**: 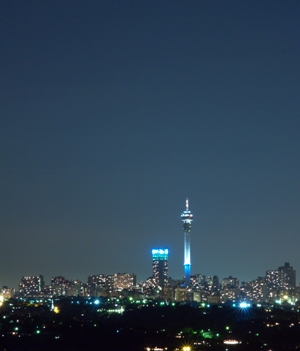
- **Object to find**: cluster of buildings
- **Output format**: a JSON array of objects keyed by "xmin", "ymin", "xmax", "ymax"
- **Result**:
[
  {"xmin": 2, "ymin": 259, "xmax": 297, "ymax": 306},
  {"xmin": 2, "ymin": 200, "xmax": 299, "ymax": 305},
  {"xmin": 16, "ymin": 273, "xmax": 137, "ymax": 298},
  {"xmin": 145, "ymin": 250, "xmax": 299, "ymax": 304}
]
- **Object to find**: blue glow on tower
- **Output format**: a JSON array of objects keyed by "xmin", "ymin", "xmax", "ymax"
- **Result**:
[{"xmin": 181, "ymin": 199, "xmax": 193, "ymax": 287}]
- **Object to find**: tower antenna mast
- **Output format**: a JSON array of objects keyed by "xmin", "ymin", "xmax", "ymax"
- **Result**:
[{"xmin": 181, "ymin": 198, "xmax": 193, "ymax": 287}]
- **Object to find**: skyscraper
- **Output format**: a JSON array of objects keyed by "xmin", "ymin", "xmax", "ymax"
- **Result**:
[
  {"xmin": 181, "ymin": 199, "xmax": 193, "ymax": 287},
  {"xmin": 152, "ymin": 248, "xmax": 169, "ymax": 287},
  {"xmin": 278, "ymin": 262, "xmax": 296, "ymax": 288}
]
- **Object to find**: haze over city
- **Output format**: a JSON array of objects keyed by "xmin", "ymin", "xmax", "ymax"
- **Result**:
[{"xmin": 1, "ymin": 1, "xmax": 300, "ymax": 290}]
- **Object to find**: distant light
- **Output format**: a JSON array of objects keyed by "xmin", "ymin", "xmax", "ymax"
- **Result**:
[
  {"xmin": 239, "ymin": 302, "xmax": 250, "ymax": 308},
  {"xmin": 94, "ymin": 299, "xmax": 100, "ymax": 305},
  {"xmin": 224, "ymin": 339, "xmax": 241, "ymax": 344},
  {"xmin": 152, "ymin": 249, "xmax": 169, "ymax": 255}
]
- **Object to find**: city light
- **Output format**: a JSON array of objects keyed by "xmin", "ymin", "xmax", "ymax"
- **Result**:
[
  {"xmin": 239, "ymin": 302, "xmax": 251, "ymax": 308},
  {"xmin": 224, "ymin": 339, "xmax": 241, "ymax": 345},
  {"xmin": 152, "ymin": 249, "xmax": 168, "ymax": 255}
]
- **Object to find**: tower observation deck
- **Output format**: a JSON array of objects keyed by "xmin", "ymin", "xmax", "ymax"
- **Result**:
[{"xmin": 181, "ymin": 199, "xmax": 193, "ymax": 287}]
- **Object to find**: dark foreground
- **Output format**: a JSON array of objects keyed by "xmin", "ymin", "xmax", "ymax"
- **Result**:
[{"xmin": 0, "ymin": 298, "xmax": 299, "ymax": 351}]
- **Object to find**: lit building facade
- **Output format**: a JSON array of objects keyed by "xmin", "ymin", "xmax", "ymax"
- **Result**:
[
  {"xmin": 221, "ymin": 276, "xmax": 239, "ymax": 289},
  {"xmin": 19, "ymin": 275, "xmax": 45, "ymax": 296},
  {"xmin": 266, "ymin": 262, "xmax": 296, "ymax": 301},
  {"xmin": 181, "ymin": 199, "xmax": 193, "ymax": 287},
  {"xmin": 152, "ymin": 248, "xmax": 169, "ymax": 287},
  {"xmin": 190, "ymin": 274, "xmax": 206, "ymax": 290},
  {"xmin": 207, "ymin": 275, "xmax": 220, "ymax": 292},
  {"xmin": 250, "ymin": 276, "xmax": 266, "ymax": 302},
  {"xmin": 278, "ymin": 262, "xmax": 296, "ymax": 288},
  {"xmin": 87, "ymin": 274, "xmax": 108, "ymax": 292},
  {"xmin": 112, "ymin": 273, "xmax": 136, "ymax": 290},
  {"xmin": 66, "ymin": 280, "xmax": 82, "ymax": 296},
  {"xmin": 51, "ymin": 276, "xmax": 70, "ymax": 296},
  {"xmin": 86, "ymin": 273, "xmax": 137, "ymax": 296}
]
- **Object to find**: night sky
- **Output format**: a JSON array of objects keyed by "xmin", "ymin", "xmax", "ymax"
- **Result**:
[{"xmin": 1, "ymin": 1, "xmax": 300, "ymax": 289}]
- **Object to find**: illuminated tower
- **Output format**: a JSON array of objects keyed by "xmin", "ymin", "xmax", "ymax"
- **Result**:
[
  {"xmin": 152, "ymin": 248, "xmax": 169, "ymax": 287},
  {"xmin": 181, "ymin": 199, "xmax": 193, "ymax": 287}
]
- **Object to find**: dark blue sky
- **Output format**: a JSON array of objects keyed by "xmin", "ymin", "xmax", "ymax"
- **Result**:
[{"xmin": 1, "ymin": 1, "xmax": 300, "ymax": 289}]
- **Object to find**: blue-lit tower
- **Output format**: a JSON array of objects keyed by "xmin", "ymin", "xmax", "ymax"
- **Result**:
[{"xmin": 181, "ymin": 199, "xmax": 193, "ymax": 287}]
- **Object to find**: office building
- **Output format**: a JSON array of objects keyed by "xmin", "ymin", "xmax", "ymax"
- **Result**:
[{"xmin": 152, "ymin": 248, "xmax": 169, "ymax": 287}]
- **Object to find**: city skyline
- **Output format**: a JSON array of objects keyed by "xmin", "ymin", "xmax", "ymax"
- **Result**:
[
  {"xmin": 1, "ymin": 1, "xmax": 300, "ymax": 289},
  {"xmin": 12, "ymin": 260, "xmax": 297, "ymax": 308},
  {"xmin": 4, "ymin": 256, "xmax": 298, "ymax": 292}
]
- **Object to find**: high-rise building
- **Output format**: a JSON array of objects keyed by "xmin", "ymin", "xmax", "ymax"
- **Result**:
[
  {"xmin": 231, "ymin": 277, "xmax": 266, "ymax": 303},
  {"xmin": 86, "ymin": 274, "xmax": 107, "ymax": 296},
  {"xmin": 19, "ymin": 275, "xmax": 44, "ymax": 296},
  {"xmin": 66, "ymin": 280, "xmax": 82, "ymax": 297},
  {"xmin": 51, "ymin": 276, "xmax": 70, "ymax": 296},
  {"xmin": 152, "ymin": 248, "xmax": 169, "ymax": 287},
  {"xmin": 278, "ymin": 262, "xmax": 296, "ymax": 288},
  {"xmin": 266, "ymin": 262, "xmax": 296, "ymax": 297},
  {"xmin": 265, "ymin": 269, "xmax": 280, "ymax": 299},
  {"xmin": 87, "ymin": 274, "xmax": 108, "ymax": 290},
  {"xmin": 181, "ymin": 199, "xmax": 193, "ymax": 286}
]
